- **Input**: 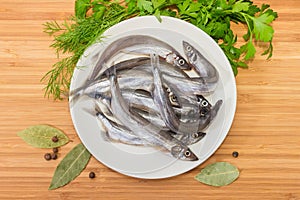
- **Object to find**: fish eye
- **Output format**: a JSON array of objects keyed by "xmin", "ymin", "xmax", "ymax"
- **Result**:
[
  {"xmin": 170, "ymin": 94, "xmax": 177, "ymax": 102},
  {"xmin": 186, "ymin": 45, "xmax": 192, "ymax": 52},
  {"xmin": 95, "ymin": 94, "xmax": 101, "ymax": 99},
  {"xmin": 184, "ymin": 150, "xmax": 191, "ymax": 157},
  {"xmin": 192, "ymin": 132, "xmax": 199, "ymax": 138},
  {"xmin": 197, "ymin": 98, "xmax": 201, "ymax": 103},
  {"xmin": 201, "ymin": 100, "xmax": 208, "ymax": 107},
  {"xmin": 178, "ymin": 59, "xmax": 185, "ymax": 66},
  {"xmin": 197, "ymin": 95, "xmax": 203, "ymax": 103}
]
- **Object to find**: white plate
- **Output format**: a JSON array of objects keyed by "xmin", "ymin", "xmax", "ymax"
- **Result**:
[{"xmin": 69, "ymin": 16, "xmax": 236, "ymax": 179}]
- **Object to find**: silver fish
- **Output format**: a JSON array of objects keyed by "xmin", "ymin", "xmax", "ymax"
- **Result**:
[
  {"xmin": 97, "ymin": 109, "xmax": 206, "ymax": 146},
  {"xmin": 69, "ymin": 58, "xmax": 197, "ymax": 106},
  {"xmin": 130, "ymin": 107, "xmax": 207, "ymax": 145},
  {"xmin": 88, "ymin": 35, "xmax": 191, "ymax": 81},
  {"xmin": 69, "ymin": 68, "xmax": 154, "ymax": 105},
  {"xmin": 163, "ymin": 75, "xmax": 216, "ymax": 95},
  {"xmin": 122, "ymin": 90, "xmax": 197, "ymax": 118},
  {"xmin": 87, "ymin": 99, "xmax": 202, "ymax": 146},
  {"xmin": 96, "ymin": 112, "xmax": 149, "ymax": 146},
  {"xmin": 152, "ymin": 53, "xmax": 223, "ymax": 132},
  {"xmin": 101, "ymin": 56, "xmax": 189, "ymax": 79},
  {"xmin": 122, "ymin": 90, "xmax": 159, "ymax": 113},
  {"xmin": 93, "ymin": 93, "xmax": 203, "ymax": 146},
  {"xmin": 70, "ymin": 63, "xmax": 220, "ymax": 132},
  {"xmin": 121, "ymin": 90, "xmax": 208, "ymax": 145},
  {"xmin": 182, "ymin": 41, "xmax": 219, "ymax": 83},
  {"xmin": 129, "ymin": 107, "xmax": 168, "ymax": 130},
  {"xmin": 105, "ymin": 57, "xmax": 215, "ymax": 95},
  {"xmin": 104, "ymin": 57, "xmax": 212, "ymax": 105},
  {"xmin": 109, "ymin": 57, "xmax": 213, "ymax": 96},
  {"xmin": 108, "ymin": 69, "xmax": 198, "ymax": 161},
  {"xmin": 120, "ymin": 44, "xmax": 189, "ymax": 70},
  {"xmin": 150, "ymin": 53, "xmax": 207, "ymax": 145},
  {"xmin": 72, "ymin": 56, "xmax": 215, "ymax": 123}
]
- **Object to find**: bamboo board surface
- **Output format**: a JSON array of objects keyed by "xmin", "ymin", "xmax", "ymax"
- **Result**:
[{"xmin": 0, "ymin": 0, "xmax": 300, "ymax": 199}]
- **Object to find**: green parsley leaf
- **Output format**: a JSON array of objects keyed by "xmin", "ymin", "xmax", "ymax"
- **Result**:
[
  {"xmin": 178, "ymin": 0, "xmax": 190, "ymax": 13},
  {"xmin": 137, "ymin": 0, "xmax": 154, "ymax": 13},
  {"xmin": 252, "ymin": 13, "xmax": 275, "ymax": 42},
  {"xmin": 152, "ymin": 0, "xmax": 165, "ymax": 9},
  {"xmin": 127, "ymin": 0, "xmax": 138, "ymax": 14},
  {"xmin": 241, "ymin": 40, "xmax": 256, "ymax": 60},
  {"xmin": 154, "ymin": 9, "xmax": 162, "ymax": 22},
  {"xmin": 75, "ymin": 0, "xmax": 91, "ymax": 19},
  {"xmin": 261, "ymin": 41, "xmax": 273, "ymax": 59},
  {"xmin": 232, "ymin": 1, "xmax": 250, "ymax": 13}
]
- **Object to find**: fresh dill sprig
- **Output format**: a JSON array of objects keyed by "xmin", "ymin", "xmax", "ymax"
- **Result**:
[
  {"xmin": 42, "ymin": 0, "xmax": 277, "ymax": 100},
  {"xmin": 42, "ymin": 2, "xmax": 129, "ymax": 99}
]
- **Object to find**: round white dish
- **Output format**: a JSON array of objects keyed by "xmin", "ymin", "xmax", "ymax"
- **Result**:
[{"xmin": 69, "ymin": 16, "xmax": 236, "ymax": 179}]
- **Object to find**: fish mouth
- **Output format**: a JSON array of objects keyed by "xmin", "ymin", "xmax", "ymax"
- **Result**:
[
  {"xmin": 192, "ymin": 132, "xmax": 206, "ymax": 142},
  {"xmin": 182, "ymin": 41, "xmax": 193, "ymax": 56},
  {"xmin": 183, "ymin": 61, "xmax": 192, "ymax": 70},
  {"xmin": 182, "ymin": 41, "xmax": 190, "ymax": 51}
]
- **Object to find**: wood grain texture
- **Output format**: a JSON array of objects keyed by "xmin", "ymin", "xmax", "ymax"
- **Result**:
[{"xmin": 0, "ymin": 0, "xmax": 300, "ymax": 199}]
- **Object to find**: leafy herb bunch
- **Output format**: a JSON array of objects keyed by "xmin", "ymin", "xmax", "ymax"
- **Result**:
[{"xmin": 43, "ymin": 0, "xmax": 278, "ymax": 99}]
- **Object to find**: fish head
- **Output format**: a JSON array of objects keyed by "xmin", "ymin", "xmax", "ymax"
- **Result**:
[
  {"xmin": 182, "ymin": 41, "xmax": 197, "ymax": 64},
  {"xmin": 167, "ymin": 90, "xmax": 181, "ymax": 107},
  {"xmin": 190, "ymin": 132, "xmax": 206, "ymax": 144},
  {"xmin": 171, "ymin": 145, "xmax": 198, "ymax": 161},
  {"xmin": 172, "ymin": 54, "xmax": 191, "ymax": 70},
  {"xmin": 197, "ymin": 95, "xmax": 212, "ymax": 116},
  {"xmin": 198, "ymin": 99, "xmax": 223, "ymax": 129},
  {"xmin": 180, "ymin": 131, "xmax": 207, "ymax": 145},
  {"xmin": 166, "ymin": 52, "xmax": 191, "ymax": 70}
]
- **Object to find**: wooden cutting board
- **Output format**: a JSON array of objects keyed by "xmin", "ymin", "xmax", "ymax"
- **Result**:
[{"xmin": 0, "ymin": 0, "xmax": 300, "ymax": 199}]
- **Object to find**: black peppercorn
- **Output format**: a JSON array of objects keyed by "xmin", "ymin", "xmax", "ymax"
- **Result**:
[
  {"xmin": 44, "ymin": 153, "xmax": 51, "ymax": 161},
  {"xmin": 52, "ymin": 136, "xmax": 59, "ymax": 143},
  {"xmin": 51, "ymin": 153, "xmax": 58, "ymax": 160},
  {"xmin": 89, "ymin": 172, "xmax": 96, "ymax": 179},
  {"xmin": 232, "ymin": 151, "xmax": 239, "ymax": 158},
  {"xmin": 53, "ymin": 147, "xmax": 59, "ymax": 153}
]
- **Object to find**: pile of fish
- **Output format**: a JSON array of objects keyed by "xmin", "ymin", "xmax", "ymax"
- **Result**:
[{"xmin": 70, "ymin": 35, "xmax": 223, "ymax": 161}]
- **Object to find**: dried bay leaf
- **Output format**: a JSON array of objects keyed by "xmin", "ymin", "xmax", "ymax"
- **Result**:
[
  {"xmin": 17, "ymin": 125, "xmax": 69, "ymax": 148},
  {"xmin": 195, "ymin": 162, "xmax": 239, "ymax": 187},
  {"xmin": 49, "ymin": 143, "xmax": 91, "ymax": 190}
]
